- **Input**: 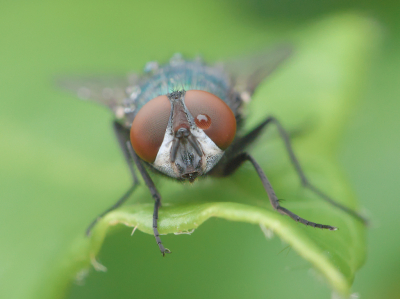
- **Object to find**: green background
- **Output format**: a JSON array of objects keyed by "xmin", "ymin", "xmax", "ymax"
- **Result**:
[{"xmin": 1, "ymin": 1, "xmax": 399, "ymax": 298}]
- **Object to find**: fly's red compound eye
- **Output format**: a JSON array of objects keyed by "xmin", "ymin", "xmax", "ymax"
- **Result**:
[
  {"xmin": 130, "ymin": 95, "xmax": 171, "ymax": 163},
  {"xmin": 185, "ymin": 90, "xmax": 236, "ymax": 149}
]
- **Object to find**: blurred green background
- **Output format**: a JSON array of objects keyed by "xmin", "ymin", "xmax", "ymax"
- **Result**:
[{"xmin": 1, "ymin": 0, "xmax": 399, "ymax": 299}]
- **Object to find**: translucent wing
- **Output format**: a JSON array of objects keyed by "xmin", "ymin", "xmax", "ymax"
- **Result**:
[
  {"xmin": 221, "ymin": 44, "xmax": 293, "ymax": 101},
  {"xmin": 57, "ymin": 73, "xmax": 140, "ymax": 119}
]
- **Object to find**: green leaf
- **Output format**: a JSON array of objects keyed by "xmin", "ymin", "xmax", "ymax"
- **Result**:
[{"xmin": 36, "ymin": 14, "xmax": 377, "ymax": 298}]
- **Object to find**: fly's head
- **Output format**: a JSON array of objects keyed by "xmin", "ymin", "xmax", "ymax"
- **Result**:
[{"xmin": 130, "ymin": 90, "xmax": 236, "ymax": 182}]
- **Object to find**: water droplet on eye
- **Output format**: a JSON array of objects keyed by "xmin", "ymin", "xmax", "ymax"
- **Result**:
[{"xmin": 195, "ymin": 114, "xmax": 211, "ymax": 129}]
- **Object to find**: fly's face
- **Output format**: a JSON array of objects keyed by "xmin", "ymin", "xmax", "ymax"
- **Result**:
[{"xmin": 130, "ymin": 89, "xmax": 236, "ymax": 182}]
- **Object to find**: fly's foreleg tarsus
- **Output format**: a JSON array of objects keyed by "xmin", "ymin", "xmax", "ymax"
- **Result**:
[
  {"xmin": 153, "ymin": 197, "xmax": 171, "ymax": 256},
  {"xmin": 127, "ymin": 142, "xmax": 171, "ymax": 256},
  {"xmin": 227, "ymin": 153, "xmax": 337, "ymax": 230}
]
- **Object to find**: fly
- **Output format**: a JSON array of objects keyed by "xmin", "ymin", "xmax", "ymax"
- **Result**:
[{"xmin": 59, "ymin": 47, "xmax": 367, "ymax": 256}]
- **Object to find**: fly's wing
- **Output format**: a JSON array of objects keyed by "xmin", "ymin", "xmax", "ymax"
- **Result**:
[
  {"xmin": 222, "ymin": 44, "xmax": 293, "ymax": 100},
  {"xmin": 57, "ymin": 73, "xmax": 140, "ymax": 119}
]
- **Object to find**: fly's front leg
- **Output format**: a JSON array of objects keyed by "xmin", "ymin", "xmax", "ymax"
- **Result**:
[
  {"xmin": 219, "ymin": 115, "xmax": 367, "ymax": 225},
  {"xmin": 260, "ymin": 116, "xmax": 367, "ymax": 224},
  {"xmin": 223, "ymin": 153, "xmax": 337, "ymax": 230},
  {"xmin": 127, "ymin": 142, "xmax": 171, "ymax": 256},
  {"xmin": 86, "ymin": 121, "xmax": 139, "ymax": 236}
]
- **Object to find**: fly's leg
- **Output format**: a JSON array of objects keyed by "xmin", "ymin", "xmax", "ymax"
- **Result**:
[
  {"xmin": 223, "ymin": 153, "xmax": 337, "ymax": 230},
  {"xmin": 221, "ymin": 116, "xmax": 367, "ymax": 225},
  {"xmin": 86, "ymin": 121, "xmax": 139, "ymax": 236},
  {"xmin": 127, "ymin": 141, "xmax": 171, "ymax": 256},
  {"xmin": 257, "ymin": 116, "xmax": 367, "ymax": 224},
  {"xmin": 86, "ymin": 184, "xmax": 137, "ymax": 236}
]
